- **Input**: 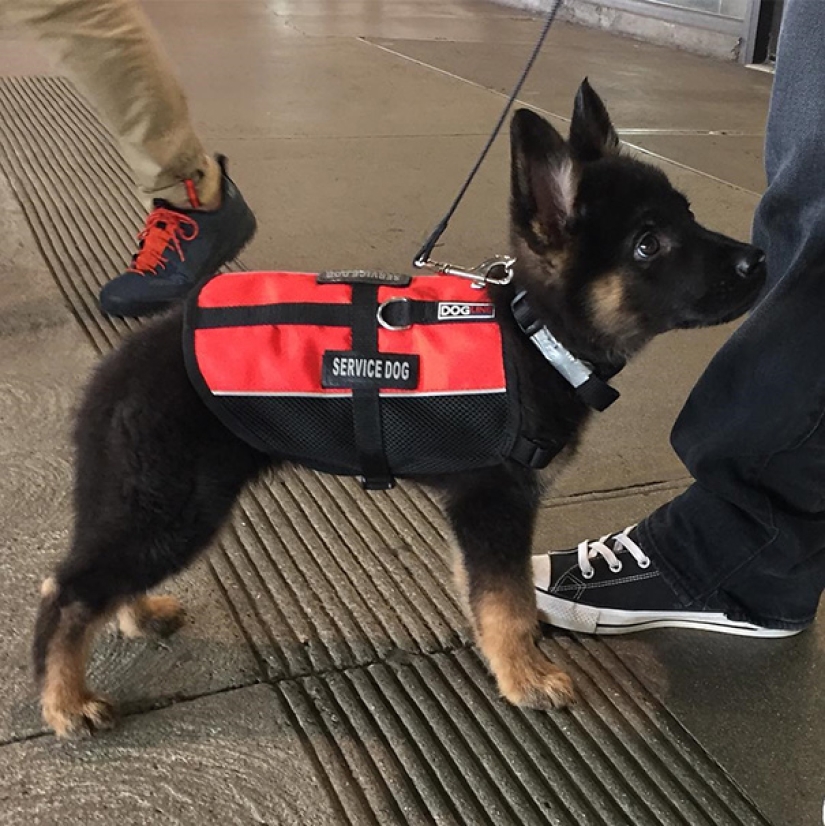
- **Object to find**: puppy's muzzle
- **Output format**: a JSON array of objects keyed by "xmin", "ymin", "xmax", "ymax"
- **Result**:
[{"xmin": 735, "ymin": 246, "xmax": 766, "ymax": 280}]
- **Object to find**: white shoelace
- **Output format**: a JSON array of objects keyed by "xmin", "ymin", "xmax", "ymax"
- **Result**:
[{"xmin": 577, "ymin": 525, "xmax": 651, "ymax": 580}]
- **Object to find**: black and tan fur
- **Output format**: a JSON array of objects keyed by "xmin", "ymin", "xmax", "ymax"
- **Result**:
[{"xmin": 33, "ymin": 81, "xmax": 766, "ymax": 738}]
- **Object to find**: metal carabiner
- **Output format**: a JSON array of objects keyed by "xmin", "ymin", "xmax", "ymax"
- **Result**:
[{"xmin": 413, "ymin": 254, "xmax": 516, "ymax": 289}]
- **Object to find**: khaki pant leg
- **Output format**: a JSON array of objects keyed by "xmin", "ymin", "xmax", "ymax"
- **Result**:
[{"xmin": 2, "ymin": 0, "xmax": 221, "ymax": 207}]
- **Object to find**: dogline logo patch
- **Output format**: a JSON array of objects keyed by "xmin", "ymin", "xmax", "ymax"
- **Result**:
[{"xmin": 436, "ymin": 302, "xmax": 496, "ymax": 321}]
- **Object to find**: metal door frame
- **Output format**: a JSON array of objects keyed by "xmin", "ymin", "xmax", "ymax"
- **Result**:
[{"xmin": 741, "ymin": 0, "xmax": 784, "ymax": 65}]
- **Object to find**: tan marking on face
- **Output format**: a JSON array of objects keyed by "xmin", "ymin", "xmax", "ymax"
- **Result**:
[{"xmin": 590, "ymin": 272, "xmax": 637, "ymax": 338}]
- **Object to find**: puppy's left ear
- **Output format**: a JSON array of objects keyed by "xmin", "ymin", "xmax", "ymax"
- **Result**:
[
  {"xmin": 569, "ymin": 78, "xmax": 620, "ymax": 163},
  {"xmin": 510, "ymin": 108, "xmax": 577, "ymax": 252}
]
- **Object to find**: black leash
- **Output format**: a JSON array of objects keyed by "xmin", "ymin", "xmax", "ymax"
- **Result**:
[{"xmin": 413, "ymin": 0, "xmax": 564, "ymax": 271}]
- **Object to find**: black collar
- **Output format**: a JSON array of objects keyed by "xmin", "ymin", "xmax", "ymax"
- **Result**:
[{"xmin": 510, "ymin": 291, "xmax": 623, "ymax": 412}]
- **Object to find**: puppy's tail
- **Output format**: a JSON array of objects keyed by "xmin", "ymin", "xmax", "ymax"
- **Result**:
[{"xmin": 32, "ymin": 576, "xmax": 62, "ymax": 686}]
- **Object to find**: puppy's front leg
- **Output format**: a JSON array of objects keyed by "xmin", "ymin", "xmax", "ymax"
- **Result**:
[{"xmin": 445, "ymin": 468, "xmax": 574, "ymax": 709}]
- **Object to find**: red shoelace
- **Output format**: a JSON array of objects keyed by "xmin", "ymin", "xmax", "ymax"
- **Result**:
[{"xmin": 128, "ymin": 208, "xmax": 200, "ymax": 276}]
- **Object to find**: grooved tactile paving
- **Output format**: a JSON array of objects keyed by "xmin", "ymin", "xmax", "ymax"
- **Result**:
[
  {"xmin": 0, "ymin": 76, "xmax": 774, "ymax": 825},
  {"xmin": 274, "ymin": 647, "xmax": 771, "ymax": 826},
  {"xmin": 0, "ymin": 76, "xmax": 141, "ymax": 352},
  {"xmin": 214, "ymin": 470, "xmax": 467, "ymax": 680}
]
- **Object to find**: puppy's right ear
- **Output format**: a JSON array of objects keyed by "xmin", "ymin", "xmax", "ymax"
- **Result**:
[
  {"xmin": 569, "ymin": 78, "xmax": 620, "ymax": 163},
  {"xmin": 510, "ymin": 108, "xmax": 576, "ymax": 252}
]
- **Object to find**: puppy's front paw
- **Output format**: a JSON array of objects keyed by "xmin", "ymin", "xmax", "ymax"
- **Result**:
[
  {"xmin": 43, "ymin": 693, "xmax": 116, "ymax": 740},
  {"xmin": 496, "ymin": 648, "xmax": 575, "ymax": 710}
]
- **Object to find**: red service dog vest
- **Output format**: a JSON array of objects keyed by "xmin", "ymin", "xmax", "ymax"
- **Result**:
[{"xmin": 183, "ymin": 270, "xmax": 556, "ymax": 488}]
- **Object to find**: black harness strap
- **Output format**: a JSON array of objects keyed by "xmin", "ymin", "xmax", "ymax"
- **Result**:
[
  {"xmin": 195, "ymin": 299, "xmax": 497, "ymax": 331},
  {"xmin": 195, "ymin": 303, "xmax": 353, "ymax": 329},
  {"xmin": 350, "ymin": 284, "xmax": 394, "ymax": 490},
  {"xmin": 509, "ymin": 434, "xmax": 564, "ymax": 469},
  {"xmin": 378, "ymin": 298, "xmax": 495, "ymax": 329}
]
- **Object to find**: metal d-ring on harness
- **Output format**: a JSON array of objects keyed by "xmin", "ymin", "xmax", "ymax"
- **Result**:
[{"xmin": 408, "ymin": 0, "xmax": 620, "ymax": 412}]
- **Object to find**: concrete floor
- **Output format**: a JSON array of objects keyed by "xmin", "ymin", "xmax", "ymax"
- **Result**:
[{"xmin": 0, "ymin": 2, "xmax": 822, "ymax": 825}]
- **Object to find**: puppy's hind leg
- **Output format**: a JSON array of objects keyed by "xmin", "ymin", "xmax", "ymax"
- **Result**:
[
  {"xmin": 34, "ymin": 522, "xmax": 212, "ymax": 738},
  {"xmin": 33, "ymin": 572, "xmax": 120, "ymax": 739},
  {"xmin": 444, "ymin": 468, "xmax": 574, "ymax": 710},
  {"xmin": 34, "ymin": 464, "xmax": 260, "ymax": 740}
]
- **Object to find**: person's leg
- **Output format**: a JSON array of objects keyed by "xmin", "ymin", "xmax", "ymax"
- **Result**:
[
  {"xmin": 4, "ymin": 0, "xmax": 218, "ymax": 206},
  {"xmin": 534, "ymin": 0, "xmax": 825, "ymax": 634},
  {"xmin": 3, "ymin": 0, "xmax": 256, "ymax": 316}
]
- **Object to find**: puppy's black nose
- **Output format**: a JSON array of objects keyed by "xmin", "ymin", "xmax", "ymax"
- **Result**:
[{"xmin": 735, "ymin": 247, "xmax": 766, "ymax": 278}]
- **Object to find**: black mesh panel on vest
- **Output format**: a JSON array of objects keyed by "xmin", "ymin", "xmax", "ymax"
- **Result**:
[
  {"xmin": 382, "ymin": 394, "xmax": 512, "ymax": 475},
  {"xmin": 218, "ymin": 392, "xmax": 515, "ymax": 477}
]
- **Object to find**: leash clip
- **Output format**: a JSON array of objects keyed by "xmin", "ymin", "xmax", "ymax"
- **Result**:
[{"xmin": 413, "ymin": 255, "xmax": 516, "ymax": 289}]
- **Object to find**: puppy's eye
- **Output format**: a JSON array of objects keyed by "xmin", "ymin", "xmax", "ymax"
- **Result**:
[{"xmin": 634, "ymin": 232, "xmax": 661, "ymax": 261}]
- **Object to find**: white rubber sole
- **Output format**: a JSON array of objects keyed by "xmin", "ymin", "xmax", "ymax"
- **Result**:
[{"xmin": 535, "ymin": 592, "xmax": 804, "ymax": 638}]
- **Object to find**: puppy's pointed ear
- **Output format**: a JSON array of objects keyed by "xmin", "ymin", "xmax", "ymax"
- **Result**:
[
  {"xmin": 569, "ymin": 78, "xmax": 620, "ymax": 163},
  {"xmin": 510, "ymin": 108, "xmax": 577, "ymax": 252}
]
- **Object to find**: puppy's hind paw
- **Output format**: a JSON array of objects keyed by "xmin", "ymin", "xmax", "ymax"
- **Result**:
[
  {"xmin": 118, "ymin": 595, "xmax": 185, "ymax": 639},
  {"xmin": 43, "ymin": 694, "xmax": 116, "ymax": 740}
]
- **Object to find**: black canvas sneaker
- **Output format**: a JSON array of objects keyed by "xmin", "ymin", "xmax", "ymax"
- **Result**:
[{"xmin": 533, "ymin": 525, "xmax": 802, "ymax": 637}]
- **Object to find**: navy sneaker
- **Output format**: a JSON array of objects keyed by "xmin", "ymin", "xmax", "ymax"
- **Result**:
[
  {"xmin": 533, "ymin": 525, "xmax": 802, "ymax": 638},
  {"xmin": 99, "ymin": 156, "xmax": 256, "ymax": 317}
]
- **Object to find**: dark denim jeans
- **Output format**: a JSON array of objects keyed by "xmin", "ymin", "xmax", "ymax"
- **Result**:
[{"xmin": 637, "ymin": 0, "xmax": 825, "ymax": 629}]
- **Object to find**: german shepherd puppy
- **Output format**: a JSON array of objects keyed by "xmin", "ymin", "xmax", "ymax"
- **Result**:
[{"xmin": 33, "ymin": 81, "xmax": 766, "ymax": 738}]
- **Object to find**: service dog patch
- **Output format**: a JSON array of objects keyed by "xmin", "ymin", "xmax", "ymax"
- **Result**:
[{"xmin": 322, "ymin": 351, "xmax": 419, "ymax": 389}]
